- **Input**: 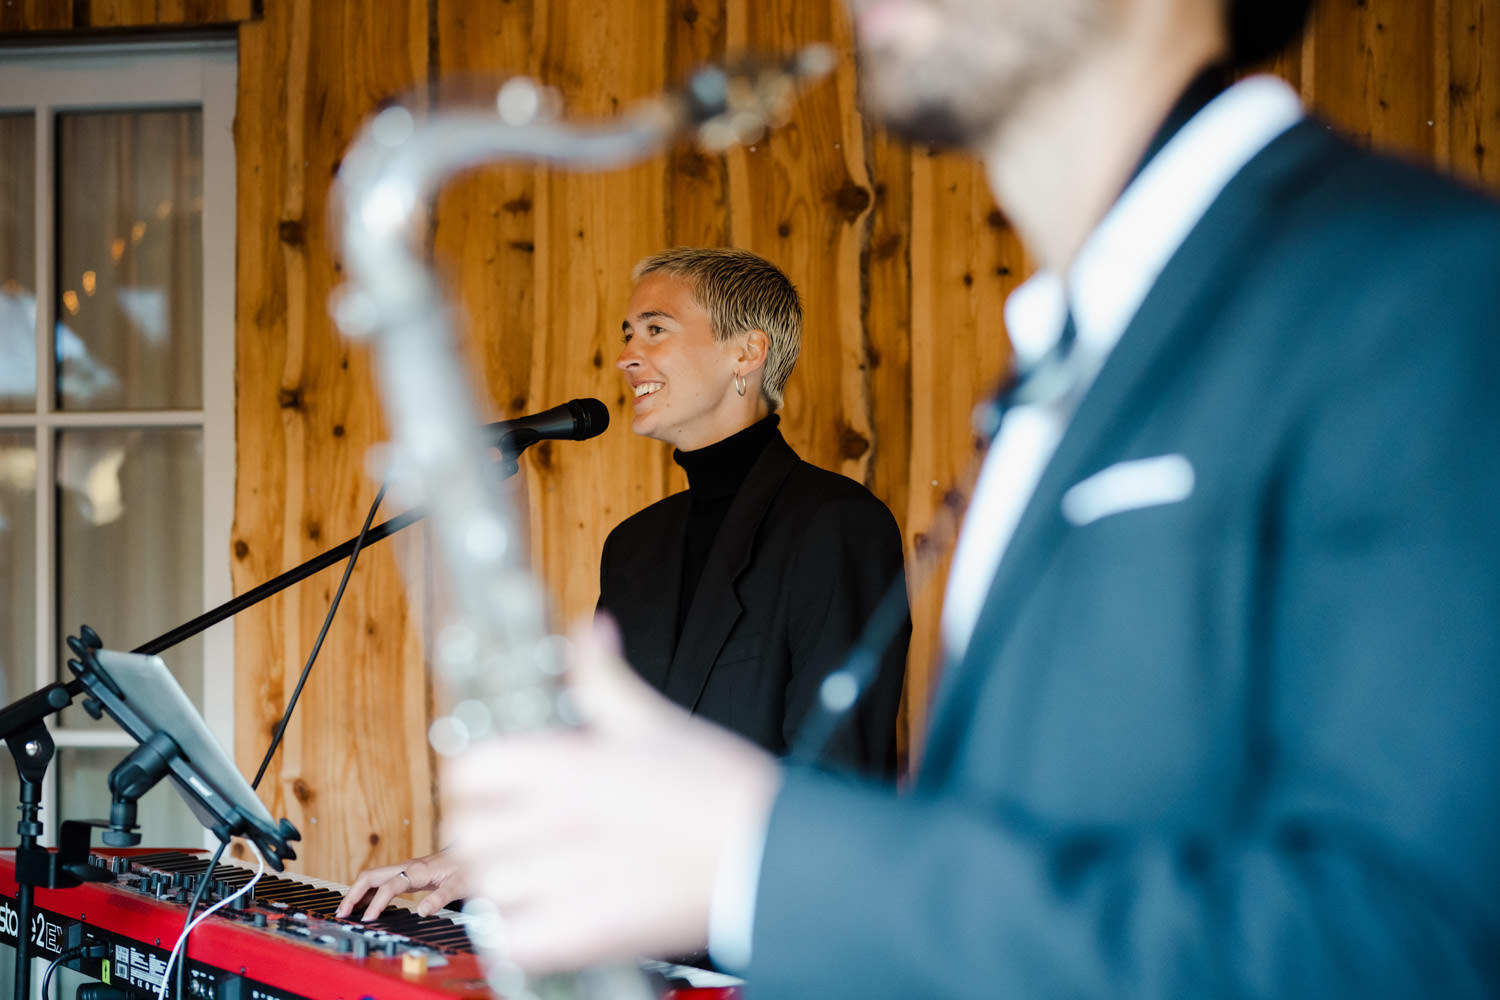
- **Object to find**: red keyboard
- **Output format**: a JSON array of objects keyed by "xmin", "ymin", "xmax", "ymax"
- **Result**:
[{"xmin": 1, "ymin": 847, "xmax": 739, "ymax": 999}]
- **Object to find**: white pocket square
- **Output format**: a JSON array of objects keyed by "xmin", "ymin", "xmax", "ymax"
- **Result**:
[{"xmin": 1061, "ymin": 454, "xmax": 1195, "ymax": 527}]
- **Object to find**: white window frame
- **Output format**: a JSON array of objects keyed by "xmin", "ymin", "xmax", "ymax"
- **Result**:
[{"xmin": 0, "ymin": 40, "xmax": 238, "ymax": 853}]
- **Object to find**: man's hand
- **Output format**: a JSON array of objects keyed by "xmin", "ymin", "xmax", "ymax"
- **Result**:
[
  {"xmin": 443, "ymin": 616, "xmax": 783, "ymax": 975},
  {"xmin": 334, "ymin": 850, "xmax": 467, "ymax": 921}
]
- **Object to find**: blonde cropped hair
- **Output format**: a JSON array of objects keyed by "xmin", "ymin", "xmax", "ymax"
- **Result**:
[{"xmin": 632, "ymin": 247, "xmax": 802, "ymax": 411}]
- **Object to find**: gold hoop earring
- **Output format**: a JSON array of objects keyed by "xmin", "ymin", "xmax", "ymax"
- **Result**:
[{"xmin": 735, "ymin": 373, "xmax": 747, "ymax": 397}]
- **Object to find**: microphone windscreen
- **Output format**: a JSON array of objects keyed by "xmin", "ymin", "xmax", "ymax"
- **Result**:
[{"xmin": 567, "ymin": 397, "xmax": 611, "ymax": 440}]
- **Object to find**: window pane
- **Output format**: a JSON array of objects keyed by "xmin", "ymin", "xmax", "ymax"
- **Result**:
[
  {"xmin": 56, "ymin": 428, "xmax": 203, "ymax": 728},
  {"xmin": 0, "ymin": 431, "xmax": 36, "ymax": 710},
  {"xmin": 57, "ymin": 746, "xmax": 203, "ymax": 849},
  {"xmin": 1, "ymin": 113, "xmax": 36, "ymax": 413},
  {"xmin": 55, "ymin": 109, "xmax": 203, "ymax": 412}
]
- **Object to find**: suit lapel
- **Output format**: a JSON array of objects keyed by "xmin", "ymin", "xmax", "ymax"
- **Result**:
[
  {"xmin": 922, "ymin": 121, "xmax": 1339, "ymax": 773},
  {"xmin": 662, "ymin": 434, "xmax": 801, "ymax": 711},
  {"xmin": 613, "ymin": 494, "xmax": 690, "ymax": 694}
]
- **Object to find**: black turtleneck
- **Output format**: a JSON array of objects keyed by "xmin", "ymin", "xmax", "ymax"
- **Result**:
[{"xmin": 672, "ymin": 414, "xmax": 781, "ymax": 636}]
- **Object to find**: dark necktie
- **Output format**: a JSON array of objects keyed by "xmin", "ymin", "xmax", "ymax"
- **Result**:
[
  {"xmin": 974, "ymin": 64, "xmax": 1230, "ymax": 441},
  {"xmin": 972, "ymin": 307, "xmax": 1079, "ymax": 439}
]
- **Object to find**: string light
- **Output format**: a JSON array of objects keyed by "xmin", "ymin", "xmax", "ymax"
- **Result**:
[{"xmin": 39, "ymin": 115, "xmax": 203, "ymax": 330}]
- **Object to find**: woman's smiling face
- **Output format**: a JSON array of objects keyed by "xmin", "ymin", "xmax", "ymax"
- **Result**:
[{"xmin": 617, "ymin": 272, "xmax": 750, "ymax": 451}]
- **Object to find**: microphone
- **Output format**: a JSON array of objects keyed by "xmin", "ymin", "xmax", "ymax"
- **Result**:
[{"xmin": 483, "ymin": 397, "xmax": 610, "ymax": 454}]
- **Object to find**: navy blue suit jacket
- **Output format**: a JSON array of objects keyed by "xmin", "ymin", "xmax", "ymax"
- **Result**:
[{"xmin": 749, "ymin": 121, "xmax": 1500, "ymax": 997}]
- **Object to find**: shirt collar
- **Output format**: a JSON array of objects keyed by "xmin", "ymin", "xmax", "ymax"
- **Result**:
[{"xmin": 1004, "ymin": 75, "xmax": 1304, "ymax": 370}]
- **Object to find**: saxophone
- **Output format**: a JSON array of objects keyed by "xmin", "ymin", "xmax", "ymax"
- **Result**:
[{"xmin": 329, "ymin": 48, "xmax": 833, "ymax": 1000}]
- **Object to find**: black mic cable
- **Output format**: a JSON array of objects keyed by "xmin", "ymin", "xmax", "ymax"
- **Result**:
[{"xmin": 250, "ymin": 479, "xmax": 387, "ymax": 791}]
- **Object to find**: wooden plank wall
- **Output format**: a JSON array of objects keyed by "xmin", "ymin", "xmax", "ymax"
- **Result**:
[
  {"xmin": 5, "ymin": 0, "xmax": 1497, "ymax": 882},
  {"xmin": 0, "ymin": 0, "xmax": 252, "ymax": 33}
]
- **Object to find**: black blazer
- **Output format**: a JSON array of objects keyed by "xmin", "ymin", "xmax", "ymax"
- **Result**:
[
  {"xmin": 598, "ymin": 431, "xmax": 909, "ymax": 777},
  {"xmin": 750, "ymin": 122, "xmax": 1500, "ymax": 997}
]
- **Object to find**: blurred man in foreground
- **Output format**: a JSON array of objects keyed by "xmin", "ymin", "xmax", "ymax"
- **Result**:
[{"xmin": 443, "ymin": 0, "xmax": 1500, "ymax": 996}]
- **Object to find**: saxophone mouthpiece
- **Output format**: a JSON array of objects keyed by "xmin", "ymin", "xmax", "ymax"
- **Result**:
[{"xmin": 680, "ymin": 44, "xmax": 838, "ymax": 153}]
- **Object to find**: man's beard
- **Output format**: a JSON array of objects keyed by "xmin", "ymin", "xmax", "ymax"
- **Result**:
[
  {"xmin": 850, "ymin": 0, "xmax": 1108, "ymax": 151},
  {"xmin": 869, "ymin": 97, "xmax": 998, "ymax": 151},
  {"xmin": 854, "ymin": 51, "xmax": 1015, "ymax": 151}
]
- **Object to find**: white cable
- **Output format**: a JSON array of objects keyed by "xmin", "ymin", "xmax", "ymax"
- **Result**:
[{"xmin": 155, "ymin": 840, "xmax": 266, "ymax": 1000}]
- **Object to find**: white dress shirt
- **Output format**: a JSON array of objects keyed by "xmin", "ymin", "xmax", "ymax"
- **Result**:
[
  {"xmin": 708, "ymin": 75, "xmax": 1305, "ymax": 972},
  {"xmin": 941, "ymin": 75, "xmax": 1304, "ymax": 657}
]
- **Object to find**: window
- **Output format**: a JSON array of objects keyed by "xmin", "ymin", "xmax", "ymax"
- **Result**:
[{"xmin": 0, "ymin": 41, "xmax": 237, "ymax": 877}]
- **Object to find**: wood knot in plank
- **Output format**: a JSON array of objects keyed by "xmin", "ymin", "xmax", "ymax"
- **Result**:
[
  {"xmin": 233, "ymin": 539, "xmax": 250, "ymax": 560},
  {"xmin": 913, "ymin": 531, "xmax": 933, "ymax": 557},
  {"xmin": 673, "ymin": 150, "xmax": 715, "ymax": 180},
  {"xmin": 831, "ymin": 181, "xmax": 872, "ymax": 221},
  {"xmin": 836, "ymin": 420, "xmax": 870, "ymax": 460},
  {"xmin": 277, "ymin": 386, "xmax": 302, "ymax": 410},
  {"xmin": 278, "ymin": 218, "xmax": 305, "ymax": 246},
  {"xmin": 291, "ymin": 778, "xmax": 314, "ymax": 804}
]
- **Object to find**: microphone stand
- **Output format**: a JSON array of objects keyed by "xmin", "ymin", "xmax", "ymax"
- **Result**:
[
  {"xmin": 141, "ymin": 431, "xmax": 545, "ymax": 655},
  {"xmin": 2, "ymin": 681, "xmax": 92, "ymax": 1000},
  {"xmin": 138, "ymin": 430, "xmax": 546, "ymax": 656},
  {"xmin": 2, "ymin": 444, "xmax": 533, "ymax": 1000},
  {"xmin": 132, "ymin": 504, "xmax": 426, "ymax": 657}
]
